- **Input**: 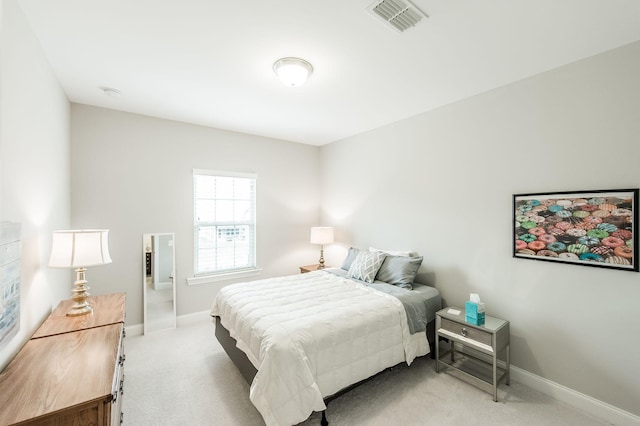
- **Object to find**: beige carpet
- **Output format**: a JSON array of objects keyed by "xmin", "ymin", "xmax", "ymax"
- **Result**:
[{"xmin": 121, "ymin": 316, "xmax": 609, "ymax": 426}]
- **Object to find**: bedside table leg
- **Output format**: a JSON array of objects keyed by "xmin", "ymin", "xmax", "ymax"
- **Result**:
[
  {"xmin": 493, "ymin": 355, "xmax": 498, "ymax": 402},
  {"xmin": 435, "ymin": 337, "xmax": 440, "ymax": 373},
  {"xmin": 506, "ymin": 344, "xmax": 510, "ymax": 386}
]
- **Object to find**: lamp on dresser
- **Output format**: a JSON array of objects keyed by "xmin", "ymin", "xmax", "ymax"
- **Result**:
[
  {"xmin": 48, "ymin": 229, "xmax": 112, "ymax": 316},
  {"xmin": 310, "ymin": 226, "xmax": 334, "ymax": 269}
]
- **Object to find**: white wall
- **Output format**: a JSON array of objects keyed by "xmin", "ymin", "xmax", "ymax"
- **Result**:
[
  {"xmin": 70, "ymin": 104, "xmax": 320, "ymax": 326},
  {"xmin": 0, "ymin": 0, "xmax": 70, "ymax": 369},
  {"xmin": 6, "ymin": 0, "xmax": 637, "ymax": 416},
  {"xmin": 320, "ymin": 41, "xmax": 640, "ymax": 418}
]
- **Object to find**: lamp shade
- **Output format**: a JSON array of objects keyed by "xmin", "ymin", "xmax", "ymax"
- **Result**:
[
  {"xmin": 49, "ymin": 229, "xmax": 112, "ymax": 268},
  {"xmin": 273, "ymin": 57, "xmax": 313, "ymax": 87},
  {"xmin": 310, "ymin": 227, "xmax": 334, "ymax": 245}
]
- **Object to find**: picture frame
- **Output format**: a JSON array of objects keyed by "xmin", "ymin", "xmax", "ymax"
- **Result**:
[
  {"xmin": 513, "ymin": 189, "xmax": 638, "ymax": 272},
  {"xmin": 1, "ymin": 222, "xmax": 21, "ymax": 349}
]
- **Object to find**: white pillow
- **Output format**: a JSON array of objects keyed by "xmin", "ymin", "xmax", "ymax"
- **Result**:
[
  {"xmin": 369, "ymin": 246, "xmax": 415, "ymax": 257},
  {"xmin": 348, "ymin": 251, "xmax": 387, "ymax": 283}
]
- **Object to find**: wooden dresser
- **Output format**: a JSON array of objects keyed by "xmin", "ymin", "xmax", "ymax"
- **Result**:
[{"xmin": 0, "ymin": 293, "xmax": 126, "ymax": 425}]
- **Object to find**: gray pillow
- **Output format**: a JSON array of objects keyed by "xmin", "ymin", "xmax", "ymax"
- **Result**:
[
  {"xmin": 348, "ymin": 251, "xmax": 386, "ymax": 283},
  {"xmin": 375, "ymin": 255, "xmax": 423, "ymax": 289},
  {"xmin": 340, "ymin": 247, "xmax": 362, "ymax": 271}
]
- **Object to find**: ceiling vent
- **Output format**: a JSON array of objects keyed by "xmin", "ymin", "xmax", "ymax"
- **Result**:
[{"xmin": 367, "ymin": 0, "xmax": 428, "ymax": 32}]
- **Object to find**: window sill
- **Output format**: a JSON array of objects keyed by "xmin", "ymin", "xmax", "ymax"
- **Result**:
[{"xmin": 187, "ymin": 268, "xmax": 262, "ymax": 286}]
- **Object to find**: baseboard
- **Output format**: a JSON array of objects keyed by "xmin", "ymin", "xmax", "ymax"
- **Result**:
[
  {"xmin": 511, "ymin": 366, "xmax": 640, "ymax": 426},
  {"xmin": 125, "ymin": 323, "xmax": 143, "ymax": 337},
  {"xmin": 177, "ymin": 309, "xmax": 211, "ymax": 325},
  {"xmin": 125, "ymin": 310, "xmax": 211, "ymax": 337},
  {"xmin": 450, "ymin": 343, "xmax": 639, "ymax": 425}
]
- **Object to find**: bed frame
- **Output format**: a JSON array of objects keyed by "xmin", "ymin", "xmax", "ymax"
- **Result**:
[{"xmin": 214, "ymin": 315, "xmax": 436, "ymax": 425}]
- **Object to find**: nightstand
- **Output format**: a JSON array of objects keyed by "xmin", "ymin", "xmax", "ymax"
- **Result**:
[
  {"xmin": 435, "ymin": 306, "xmax": 510, "ymax": 401},
  {"xmin": 299, "ymin": 264, "xmax": 330, "ymax": 273}
]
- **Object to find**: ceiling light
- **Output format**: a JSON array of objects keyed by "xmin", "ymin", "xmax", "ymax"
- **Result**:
[{"xmin": 273, "ymin": 57, "xmax": 313, "ymax": 87}]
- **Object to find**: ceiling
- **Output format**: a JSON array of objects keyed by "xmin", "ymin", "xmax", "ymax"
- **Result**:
[{"xmin": 18, "ymin": 0, "xmax": 640, "ymax": 146}]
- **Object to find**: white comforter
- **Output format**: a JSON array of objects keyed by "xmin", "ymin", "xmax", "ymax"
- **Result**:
[{"xmin": 210, "ymin": 270, "xmax": 429, "ymax": 426}]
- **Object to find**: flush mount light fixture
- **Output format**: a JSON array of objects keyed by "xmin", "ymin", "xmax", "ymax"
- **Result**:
[{"xmin": 272, "ymin": 57, "xmax": 313, "ymax": 87}]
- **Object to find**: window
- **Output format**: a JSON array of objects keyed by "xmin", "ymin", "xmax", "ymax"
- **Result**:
[{"xmin": 193, "ymin": 170, "xmax": 257, "ymax": 277}]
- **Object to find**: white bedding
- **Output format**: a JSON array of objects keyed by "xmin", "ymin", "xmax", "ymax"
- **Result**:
[{"xmin": 210, "ymin": 270, "xmax": 429, "ymax": 426}]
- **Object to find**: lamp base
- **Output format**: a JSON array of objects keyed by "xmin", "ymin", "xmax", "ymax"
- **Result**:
[
  {"xmin": 67, "ymin": 304, "xmax": 93, "ymax": 317},
  {"xmin": 67, "ymin": 267, "xmax": 93, "ymax": 317},
  {"xmin": 318, "ymin": 245, "xmax": 326, "ymax": 269}
]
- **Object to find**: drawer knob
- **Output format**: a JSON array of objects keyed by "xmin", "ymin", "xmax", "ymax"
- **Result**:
[{"xmin": 460, "ymin": 327, "xmax": 468, "ymax": 337}]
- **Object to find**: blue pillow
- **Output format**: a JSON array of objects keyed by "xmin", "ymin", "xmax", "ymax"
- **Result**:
[
  {"xmin": 340, "ymin": 247, "xmax": 362, "ymax": 271},
  {"xmin": 375, "ymin": 255, "xmax": 423, "ymax": 289}
]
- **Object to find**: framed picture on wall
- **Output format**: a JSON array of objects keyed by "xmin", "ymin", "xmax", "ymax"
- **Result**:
[
  {"xmin": 513, "ymin": 189, "xmax": 638, "ymax": 272},
  {"xmin": 0, "ymin": 222, "xmax": 21, "ymax": 349}
]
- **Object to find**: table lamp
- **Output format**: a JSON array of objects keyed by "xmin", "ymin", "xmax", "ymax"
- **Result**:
[
  {"xmin": 48, "ymin": 229, "xmax": 112, "ymax": 316},
  {"xmin": 310, "ymin": 227, "xmax": 334, "ymax": 269}
]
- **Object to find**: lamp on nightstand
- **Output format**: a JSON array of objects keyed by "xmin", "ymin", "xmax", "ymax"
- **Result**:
[
  {"xmin": 48, "ymin": 229, "xmax": 112, "ymax": 316},
  {"xmin": 310, "ymin": 227, "xmax": 333, "ymax": 269}
]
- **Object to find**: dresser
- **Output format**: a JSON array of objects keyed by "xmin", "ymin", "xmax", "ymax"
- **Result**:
[{"xmin": 0, "ymin": 293, "xmax": 126, "ymax": 425}]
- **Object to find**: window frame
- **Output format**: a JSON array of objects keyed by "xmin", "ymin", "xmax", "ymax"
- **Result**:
[{"xmin": 189, "ymin": 169, "xmax": 260, "ymax": 284}]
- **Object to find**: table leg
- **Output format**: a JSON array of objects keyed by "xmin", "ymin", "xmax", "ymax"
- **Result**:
[
  {"xmin": 506, "ymin": 344, "xmax": 510, "ymax": 386},
  {"xmin": 450, "ymin": 340, "xmax": 455, "ymax": 362},
  {"xmin": 436, "ymin": 335, "xmax": 440, "ymax": 373},
  {"xmin": 493, "ymin": 352, "xmax": 498, "ymax": 402}
]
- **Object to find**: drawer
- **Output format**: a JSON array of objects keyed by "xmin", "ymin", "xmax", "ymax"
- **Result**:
[{"xmin": 440, "ymin": 317, "xmax": 492, "ymax": 347}]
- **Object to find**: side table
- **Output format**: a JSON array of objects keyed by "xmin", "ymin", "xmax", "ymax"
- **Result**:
[
  {"xmin": 435, "ymin": 306, "xmax": 510, "ymax": 401},
  {"xmin": 299, "ymin": 264, "xmax": 331, "ymax": 273}
]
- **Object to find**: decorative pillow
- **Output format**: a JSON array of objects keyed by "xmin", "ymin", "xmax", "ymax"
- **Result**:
[
  {"xmin": 348, "ymin": 251, "xmax": 386, "ymax": 283},
  {"xmin": 375, "ymin": 255, "xmax": 423, "ymax": 289},
  {"xmin": 369, "ymin": 246, "xmax": 415, "ymax": 257},
  {"xmin": 341, "ymin": 247, "xmax": 362, "ymax": 271}
]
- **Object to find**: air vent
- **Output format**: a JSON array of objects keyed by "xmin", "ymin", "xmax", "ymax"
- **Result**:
[{"xmin": 367, "ymin": 0, "xmax": 427, "ymax": 32}]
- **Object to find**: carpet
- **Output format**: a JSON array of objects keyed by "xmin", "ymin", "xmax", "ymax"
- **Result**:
[{"xmin": 121, "ymin": 316, "xmax": 608, "ymax": 426}]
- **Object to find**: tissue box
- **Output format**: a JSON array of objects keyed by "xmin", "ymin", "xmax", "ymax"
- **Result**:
[
  {"xmin": 465, "ymin": 301, "xmax": 485, "ymax": 325},
  {"xmin": 466, "ymin": 314, "xmax": 485, "ymax": 325}
]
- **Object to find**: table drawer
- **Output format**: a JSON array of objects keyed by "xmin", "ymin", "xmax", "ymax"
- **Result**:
[{"xmin": 440, "ymin": 317, "xmax": 492, "ymax": 347}]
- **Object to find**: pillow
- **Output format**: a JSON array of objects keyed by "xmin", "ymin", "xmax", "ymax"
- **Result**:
[
  {"xmin": 348, "ymin": 251, "xmax": 386, "ymax": 283},
  {"xmin": 369, "ymin": 246, "xmax": 415, "ymax": 257},
  {"xmin": 375, "ymin": 255, "xmax": 423, "ymax": 289},
  {"xmin": 341, "ymin": 247, "xmax": 362, "ymax": 271}
]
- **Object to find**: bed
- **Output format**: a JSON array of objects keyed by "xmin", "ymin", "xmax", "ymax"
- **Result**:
[{"xmin": 210, "ymin": 249, "xmax": 441, "ymax": 426}]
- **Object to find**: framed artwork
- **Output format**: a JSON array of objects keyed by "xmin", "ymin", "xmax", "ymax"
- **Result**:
[
  {"xmin": 513, "ymin": 189, "xmax": 638, "ymax": 272},
  {"xmin": 0, "ymin": 222, "xmax": 21, "ymax": 349}
]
